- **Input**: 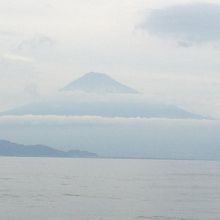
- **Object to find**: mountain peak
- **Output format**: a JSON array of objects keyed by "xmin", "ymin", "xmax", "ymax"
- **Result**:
[
  {"xmin": 61, "ymin": 72, "xmax": 139, "ymax": 94},
  {"xmin": 83, "ymin": 72, "xmax": 108, "ymax": 77}
]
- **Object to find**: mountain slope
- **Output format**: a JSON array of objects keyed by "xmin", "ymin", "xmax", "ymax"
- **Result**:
[
  {"xmin": 2, "ymin": 100, "xmax": 205, "ymax": 119},
  {"xmin": 61, "ymin": 72, "xmax": 139, "ymax": 94}
]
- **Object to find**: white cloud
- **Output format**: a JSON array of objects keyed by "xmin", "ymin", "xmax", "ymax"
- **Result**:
[
  {"xmin": 16, "ymin": 34, "xmax": 55, "ymax": 53},
  {"xmin": 2, "ymin": 53, "xmax": 34, "ymax": 63},
  {"xmin": 0, "ymin": 114, "xmax": 217, "ymax": 126}
]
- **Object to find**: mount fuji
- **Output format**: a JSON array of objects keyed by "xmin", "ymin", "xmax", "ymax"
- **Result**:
[{"xmin": 1, "ymin": 72, "xmax": 205, "ymax": 119}]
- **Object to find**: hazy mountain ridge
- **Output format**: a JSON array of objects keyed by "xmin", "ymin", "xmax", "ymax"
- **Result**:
[{"xmin": 0, "ymin": 140, "xmax": 98, "ymax": 158}]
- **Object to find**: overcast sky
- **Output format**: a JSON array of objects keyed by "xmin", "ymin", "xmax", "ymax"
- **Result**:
[{"xmin": 1, "ymin": 0, "xmax": 220, "ymax": 118}]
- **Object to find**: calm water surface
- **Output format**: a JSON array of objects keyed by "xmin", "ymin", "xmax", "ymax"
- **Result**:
[{"xmin": 0, "ymin": 158, "xmax": 220, "ymax": 220}]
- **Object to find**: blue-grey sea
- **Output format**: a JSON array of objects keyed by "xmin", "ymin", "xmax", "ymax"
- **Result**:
[{"xmin": 0, "ymin": 158, "xmax": 220, "ymax": 220}]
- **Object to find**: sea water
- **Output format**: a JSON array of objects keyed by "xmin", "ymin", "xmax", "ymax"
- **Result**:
[{"xmin": 0, "ymin": 157, "xmax": 220, "ymax": 220}]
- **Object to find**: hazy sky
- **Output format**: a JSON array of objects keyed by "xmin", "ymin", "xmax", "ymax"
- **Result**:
[
  {"xmin": 1, "ymin": 0, "xmax": 220, "ymax": 158},
  {"xmin": 0, "ymin": 0, "xmax": 220, "ymax": 118}
]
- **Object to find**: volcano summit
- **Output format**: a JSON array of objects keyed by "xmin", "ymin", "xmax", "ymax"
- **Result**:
[{"xmin": 61, "ymin": 72, "xmax": 138, "ymax": 94}]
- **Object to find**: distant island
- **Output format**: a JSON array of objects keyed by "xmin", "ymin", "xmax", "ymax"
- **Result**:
[{"xmin": 0, "ymin": 140, "xmax": 98, "ymax": 158}]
